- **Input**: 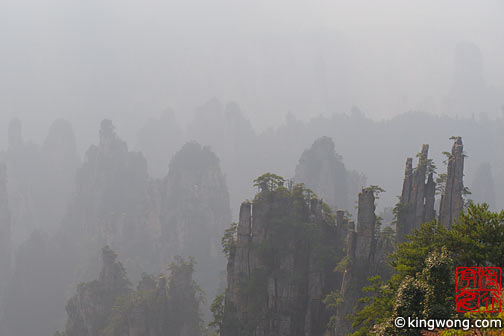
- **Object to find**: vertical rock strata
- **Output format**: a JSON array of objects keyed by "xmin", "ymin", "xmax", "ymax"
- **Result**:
[
  {"xmin": 65, "ymin": 247, "xmax": 131, "ymax": 336},
  {"xmin": 396, "ymin": 145, "xmax": 436, "ymax": 243},
  {"xmin": 222, "ymin": 179, "xmax": 394, "ymax": 336},
  {"xmin": 223, "ymin": 184, "xmax": 342, "ymax": 336},
  {"xmin": 63, "ymin": 249, "xmax": 201, "ymax": 336},
  {"xmin": 64, "ymin": 121, "xmax": 230, "ymax": 294},
  {"xmin": 294, "ymin": 136, "xmax": 366, "ymax": 217},
  {"xmin": 335, "ymin": 188, "xmax": 377, "ymax": 336},
  {"xmin": 222, "ymin": 138, "xmax": 467, "ymax": 336},
  {"xmin": 3, "ymin": 118, "xmax": 79, "ymax": 243},
  {"xmin": 439, "ymin": 137, "xmax": 465, "ymax": 227}
]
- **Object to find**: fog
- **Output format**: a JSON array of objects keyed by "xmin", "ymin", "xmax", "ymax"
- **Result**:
[
  {"xmin": 1, "ymin": 1, "xmax": 504, "ymax": 335},
  {"xmin": 2, "ymin": 0, "xmax": 504, "ymax": 148}
]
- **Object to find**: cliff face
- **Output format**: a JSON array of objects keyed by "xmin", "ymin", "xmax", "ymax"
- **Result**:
[
  {"xmin": 68, "ymin": 119, "xmax": 148, "ymax": 241},
  {"xmin": 1, "ymin": 119, "xmax": 231, "ymax": 336},
  {"xmin": 396, "ymin": 145, "xmax": 436, "ymax": 243},
  {"xmin": 335, "ymin": 188, "xmax": 377, "ymax": 336},
  {"xmin": 39, "ymin": 120, "xmax": 80, "ymax": 233},
  {"xmin": 66, "ymin": 121, "xmax": 230, "ymax": 277},
  {"xmin": 3, "ymin": 119, "xmax": 79, "ymax": 243},
  {"xmin": 396, "ymin": 138, "xmax": 467, "ymax": 238},
  {"xmin": 105, "ymin": 260, "xmax": 201, "ymax": 336},
  {"xmin": 162, "ymin": 142, "xmax": 232, "ymax": 307},
  {"xmin": 1, "ymin": 121, "xmax": 150, "ymax": 336},
  {"xmin": 222, "ymin": 178, "xmax": 343, "ymax": 336},
  {"xmin": 65, "ymin": 246, "xmax": 131, "ymax": 336},
  {"xmin": 63, "ymin": 250, "xmax": 201, "ymax": 336},
  {"xmin": 2, "ymin": 119, "xmax": 39, "ymax": 243},
  {"xmin": 221, "ymin": 175, "xmax": 388, "ymax": 336},
  {"xmin": 163, "ymin": 142, "xmax": 231, "ymax": 260},
  {"xmin": 439, "ymin": 137, "xmax": 465, "ymax": 227},
  {"xmin": 294, "ymin": 136, "xmax": 366, "ymax": 216}
]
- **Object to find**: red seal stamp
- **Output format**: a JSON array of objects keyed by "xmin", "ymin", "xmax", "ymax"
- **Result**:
[{"xmin": 456, "ymin": 267, "xmax": 501, "ymax": 313}]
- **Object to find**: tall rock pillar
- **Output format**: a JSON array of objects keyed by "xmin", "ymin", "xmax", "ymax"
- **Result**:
[
  {"xmin": 396, "ymin": 145, "xmax": 436, "ymax": 243},
  {"xmin": 439, "ymin": 137, "xmax": 465, "ymax": 227},
  {"xmin": 335, "ymin": 188, "xmax": 377, "ymax": 336}
]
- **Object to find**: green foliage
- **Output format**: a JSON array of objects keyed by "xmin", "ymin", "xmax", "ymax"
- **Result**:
[
  {"xmin": 445, "ymin": 203, "xmax": 504, "ymax": 267},
  {"xmin": 350, "ymin": 276, "xmax": 394, "ymax": 336},
  {"xmin": 440, "ymin": 308, "xmax": 504, "ymax": 335},
  {"xmin": 100, "ymin": 294, "xmax": 136, "ymax": 336},
  {"xmin": 222, "ymin": 222, "xmax": 238, "ymax": 258},
  {"xmin": 350, "ymin": 203, "xmax": 504, "ymax": 335},
  {"xmin": 222, "ymin": 173, "xmax": 340, "ymax": 335},
  {"xmin": 64, "ymin": 249, "xmax": 204, "ymax": 336},
  {"xmin": 375, "ymin": 215, "xmax": 383, "ymax": 234},
  {"xmin": 379, "ymin": 226, "xmax": 396, "ymax": 249},
  {"xmin": 64, "ymin": 246, "xmax": 133, "ymax": 336},
  {"xmin": 321, "ymin": 201, "xmax": 337, "ymax": 222},
  {"xmin": 442, "ymin": 151, "xmax": 452, "ymax": 159},
  {"xmin": 366, "ymin": 248, "xmax": 454, "ymax": 336},
  {"xmin": 390, "ymin": 220, "xmax": 448, "ymax": 277},
  {"xmin": 424, "ymin": 158, "xmax": 437, "ymax": 175},
  {"xmin": 420, "ymin": 248, "xmax": 454, "ymax": 319},
  {"xmin": 334, "ymin": 256, "xmax": 351, "ymax": 273},
  {"xmin": 375, "ymin": 227, "xmax": 396, "ymax": 277},
  {"xmin": 323, "ymin": 290, "xmax": 343, "ymax": 329},
  {"xmin": 253, "ymin": 173, "xmax": 285, "ymax": 192},
  {"xmin": 392, "ymin": 199, "xmax": 404, "ymax": 222},
  {"xmin": 209, "ymin": 294, "xmax": 225, "ymax": 335},
  {"xmin": 364, "ymin": 185, "xmax": 385, "ymax": 199},
  {"xmin": 436, "ymin": 172, "xmax": 448, "ymax": 195},
  {"xmin": 416, "ymin": 149, "xmax": 436, "ymax": 175}
]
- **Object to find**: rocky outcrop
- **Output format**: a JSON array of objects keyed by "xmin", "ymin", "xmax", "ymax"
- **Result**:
[
  {"xmin": 68, "ymin": 119, "xmax": 148, "ymax": 241},
  {"xmin": 439, "ymin": 137, "xmax": 465, "ymax": 227},
  {"xmin": 396, "ymin": 138, "xmax": 467, "ymax": 237},
  {"xmin": 221, "ymin": 177, "xmax": 384, "ymax": 336},
  {"xmin": 1, "ymin": 120, "xmax": 231, "ymax": 336},
  {"xmin": 65, "ymin": 246, "xmax": 131, "ymax": 336},
  {"xmin": 395, "ymin": 145, "xmax": 436, "ymax": 243},
  {"xmin": 103, "ymin": 261, "xmax": 202, "ymax": 336},
  {"xmin": 222, "ymin": 177, "xmax": 343, "ymax": 336},
  {"xmin": 2, "ymin": 119, "xmax": 79, "ymax": 244},
  {"xmin": 162, "ymin": 141, "xmax": 232, "ymax": 309},
  {"xmin": 1, "ymin": 120, "xmax": 148, "ymax": 336},
  {"xmin": 3, "ymin": 118, "xmax": 41, "ymax": 243},
  {"xmin": 66, "ymin": 121, "xmax": 231, "ymax": 280},
  {"xmin": 63, "ymin": 251, "xmax": 202, "ymax": 336},
  {"xmin": 335, "ymin": 188, "xmax": 377, "ymax": 336},
  {"xmin": 39, "ymin": 120, "xmax": 80, "ymax": 233},
  {"xmin": 163, "ymin": 142, "xmax": 231, "ymax": 258},
  {"xmin": 294, "ymin": 136, "xmax": 366, "ymax": 216},
  {"xmin": 186, "ymin": 99, "xmax": 258, "ymax": 217}
]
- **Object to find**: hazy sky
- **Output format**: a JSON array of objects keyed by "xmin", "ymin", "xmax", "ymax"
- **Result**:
[{"xmin": 1, "ymin": 0, "xmax": 503, "ymax": 149}]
